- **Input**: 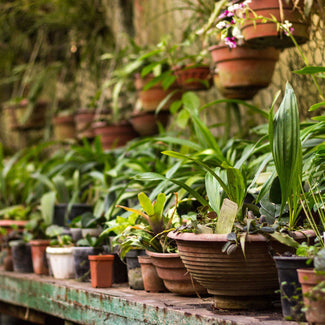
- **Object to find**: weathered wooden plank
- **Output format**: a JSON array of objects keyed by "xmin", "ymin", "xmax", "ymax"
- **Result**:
[{"xmin": 0, "ymin": 269, "xmax": 300, "ymax": 325}]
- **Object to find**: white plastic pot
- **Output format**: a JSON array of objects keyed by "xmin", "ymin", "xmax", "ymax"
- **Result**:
[{"xmin": 46, "ymin": 246, "xmax": 75, "ymax": 279}]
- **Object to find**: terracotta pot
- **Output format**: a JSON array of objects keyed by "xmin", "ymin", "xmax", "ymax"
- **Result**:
[
  {"xmin": 135, "ymin": 73, "xmax": 182, "ymax": 111},
  {"xmin": 138, "ymin": 255, "xmax": 166, "ymax": 292},
  {"xmin": 88, "ymin": 254, "xmax": 114, "ymax": 288},
  {"xmin": 52, "ymin": 115, "xmax": 76, "ymax": 140},
  {"xmin": 4, "ymin": 99, "xmax": 47, "ymax": 131},
  {"xmin": 242, "ymin": 0, "xmax": 310, "ymax": 48},
  {"xmin": 145, "ymin": 250, "xmax": 207, "ymax": 296},
  {"xmin": 74, "ymin": 109, "xmax": 95, "ymax": 140},
  {"xmin": 209, "ymin": 45, "xmax": 280, "ymax": 100},
  {"xmin": 167, "ymin": 231, "xmax": 311, "ymax": 309},
  {"xmin": 173, "ymin": 65, "xmax": 212, "ymax": 91},
  {"xmin": 130, "ymin": 111, "xmax": 170, "ymax": 136},
  {"xmin": 30, "ymin": 239, "xmax": 50, "ymax": 275},
  {"xmin": 93, "ymin": 121, "xmax": 138, "ymax": 150},
  {"xmin": 298, "ymin": 268, "xmax": 325, "ymax": 325}
]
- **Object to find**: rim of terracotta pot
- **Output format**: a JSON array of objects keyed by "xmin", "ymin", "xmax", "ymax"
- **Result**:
[
  {"xmin": 29, "ymin": 239, "xmax": 51, "ymax": 246},
  {"xmin": 145, "ymin": 250, "xmax": 180, "ymax": 258},
  {"xmin": 88, "ymin": 254, "xmax": 114, "ymax": 261},
  {"xmin": 0, "ymin": 220, "xmax": 28, "ymax": 227},
  {"xmin": 53, "ymin": 115, "xmax": 75, "ymax": 124},
  {"xmin": 130, "ymin": 110, "xmax": 170, "ymax": 118},
  {"xmin": 172, "ymin": 64, "xmax": 210, "ymax": 72},
  {"xmin": 168, "ymin": 229, "xmax": 315, "ymax": 242}
]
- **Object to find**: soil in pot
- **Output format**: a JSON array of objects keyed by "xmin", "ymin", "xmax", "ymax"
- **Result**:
[
  {"xmin": 138, "ymin": 255, "xmax": 166, "ymax": 293},
  {"xmin": 89, "ymin": 254, "xmax": 114, "ymax": 288},
  {"xmin": 125, "ymin": 250, "xmax": 146, "ymax": 290},
  {"xmin": 10, "ymin": 241, "xmax": 33, "ymax": 273},
  {"xmin": 130, "ymin": 111, "xmax": 170, "ymax": 136},
  {"xmin": 298, "ymin": 268, "xmax": 325, "ymax": 325},
  {"xmin": 73, "ymin": 247, "xmax": 101, "ymax": 282},
  {"xmin": 274, "ymin": 256, "xmax": 314, "ymax": 321},
  {"xmin": 146, "ymin": 250, "xmax": 207, "ymax": 296},
  {"xmin": 30, "ymin": 239, "xmax": 50, "ymax": 275}
]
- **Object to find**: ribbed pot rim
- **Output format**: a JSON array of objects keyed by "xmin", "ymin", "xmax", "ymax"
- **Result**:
[
  {"xmin": 168, "ymin": 230, "xmax": 314, "ymax": 242},
  {"xmin": 145, "ymin": 250, "xmax": 180, "ymax": 258}
]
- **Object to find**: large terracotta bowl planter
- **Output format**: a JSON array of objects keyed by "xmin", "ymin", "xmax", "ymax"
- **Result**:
[
  {"xmin": 173, "ymin": 65, "xmax": 212, "ymax": 91},
  {"xmin": 210, "ymin": 45, "xmax": 280, "ymax": 100},
  {"xmin": 168, "ymin": 232, "xmax": 297, "ymax": 309},
  {"xmin": 93, "ymin": 121, "xmax": 138, "ymax": 150},
  {"xmin": 146, "ymin": 250, "xmax": 207, "ymax": 296},
  {"xmin": 130, "ymin": 111, "xmax": 170, "ymax": 136},
  {"xmin": 135, "ymin": 73, "xmax": 182, "ymax": 111},
  {"xmin": 242, "ymin": 0, "xmax": 310, "ymax": 48},
  {"xmin": 298, "ymin": 269, "xmax": 325, "ymax": 325}
]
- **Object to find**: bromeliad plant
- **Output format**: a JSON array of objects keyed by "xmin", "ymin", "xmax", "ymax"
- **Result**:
[{"xmin": 109, "ymin": 192, "xmax": 179, "ymax": 258}]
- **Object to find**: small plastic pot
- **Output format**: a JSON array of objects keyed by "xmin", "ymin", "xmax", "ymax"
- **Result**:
[
  {"xmin": 89, "ymin": 255, "xmax": 114, "ymax": 288},
  {"xmin": 46, "ymin": 246, "xmax": 74, "ymax": 279},
  {"xmin": 125, "ymin": 250, "xmax": 146, "ymax": 290},
  {"xmin": 10, "ymin": 241, "xmax": 33, "ymax": 273}
]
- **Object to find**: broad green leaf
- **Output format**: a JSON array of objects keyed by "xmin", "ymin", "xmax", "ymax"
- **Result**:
[
  {"xmin": 269, "ymin": 232, "xmax": 299, "ymax": 248},
  {"xmin": 40, "ymin": 191, "xmax": 56, "ymax": 225},
  {"xmin": 153, "ymin": 193, "xmax": 166, "ymax": 217},
  {"xmin": 176, "ymin": 109, "xmax": 190, "ymax": 129},
  {"xmin": 226, "ymin": 167, "xmax": 246, "ymax": 208},
  {"xmin": 138, "ymin": 192, "xmax": 154, "ymax": 216},
  {"xmin": 182, "ymin": 92, "xmax": 200, "ymax": 111}
]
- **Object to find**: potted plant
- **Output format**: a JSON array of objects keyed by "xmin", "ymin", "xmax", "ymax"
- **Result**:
[
  {"xmin": 298, "ymin": 247, "xmax": 325, "ymax": 325},
  {"xmin": 114, "ymin": 192, "xmax": 207, "ymax": 295},
  {"xmin": 45, "ymin": 225, "xmax": 75, "ymax": 279},
  {"xmin": 201, "ymin": 0, "xmax": 280, "ymax": 99}
]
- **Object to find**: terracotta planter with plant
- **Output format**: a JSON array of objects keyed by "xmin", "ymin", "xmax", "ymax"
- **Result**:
[
  {"xmin": 30, "ymin": 239, "xmax": 51, "ymax": 275},
  {"xmin": 52, "ymin": 114, "xmax": 76, "ymax": 140},
  {"xmin": 130, "ymin": 111, "xmax": 170, "ymax": 136},
  {"xmin": 209, "ymin": 45, "xmax": 280, "ymax": 99},
  {"xmin": 241, "ymin": 0, "xmax": 310, "ymax": 48},
  {"xmin": 93, "ymin": 121, "xmax": 138, "ymax": 150},
  {"xmin": 135, "ymin": 74, "xmax": 182, "ymax": 111},
  {"xmin": 74, "ymin": 109, "xmax": 95, "ymax": 140},
  {"xmin": 173, "ymin": 64, "xmax": 212, "ymax": 91},
  {"xmin": 138, "ymin": 255, "xmax": 166, "ymax": 293},
  {"xmin": 88, "ymin": 254, "xmax": 114, "ymax": 288}
]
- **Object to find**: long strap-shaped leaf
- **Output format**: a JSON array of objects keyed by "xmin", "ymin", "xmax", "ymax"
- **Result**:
[{"xmin": 270, "ymin": 82, "xmax": 302, "ymax": 215}]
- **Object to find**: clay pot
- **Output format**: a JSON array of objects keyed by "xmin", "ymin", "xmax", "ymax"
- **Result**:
[
  {"xmin": 30, "ymin": 239, "xmax": 50, "ymax": 275},
  {"xmin": 130, "ymin": 111, "xmax": 170, "ymax": 136},
  {"xmin": 138, "ymin": 255, "xmax": 166, "ymax": 293},
  {"xmin": 4, "ymin": 99, "xmax": 47, "ymax": 131},
  {"xmin": 242, "ymin": 0, "xmax": 310, "ymax": 49},
  {"xmin": 173, "ymin": 65, "xmax": 212, "ymax": 91},
  {"xmin": 167, "ymin": 231, "xmax": 303, "ymax": 309},
  {"xmin": 93, "ymin": 121, "xmax": 138, "ymax": 150},
  {"xmin": 74, "ymin": 109, "xmax": 95, "ymax": 140},
  {"xmin": 52, "ymin": 115, "xmax": 76, "ymax": 140},
  {"xmin": 88, "ymin": 254, "xmax": 114, "ymax": 288},
  {"xmin": 125, "ymin": 250, "xmax": 146, "ymax": 290},
  {"xmin": 298, "ymin": 268, "xmax": 325, "ymax": 325},
  {"xmin": 73, "ymin": 247, "xmax": 101, "ymax": 282},
  {"xmin": 209, "ymin": 45, "xmax": 280, "ymax": 100},
  {"xmin": 10, "ymin": 241, "xmax": 33, "ymax": 273},
  {"xmin": 46, "ymin": 246, "xmax": 75, "ymax": 279},
  {"xmin": 145, "ymin": 251, "xmax": 207, "ymax": 296},
  {"xmin": 135, "ymin": 73, "xmax": 182, "ymax": 111},
  {"xmin": 274, "ymin": 256, "xmax": 314, "ymax": 321}
]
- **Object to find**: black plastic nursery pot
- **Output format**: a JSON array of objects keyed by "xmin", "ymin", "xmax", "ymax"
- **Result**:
[
  {"xmin": 125, "ymin": 249, "xmax": 146, "ymax": 290},
  {"xmin": 274, "ymin": 256, "xmax": 314, "ymax": 321},
  {"xmin": 73, "ymin": 247, "xmax": 101, "ymax": 282},
  {"xmin": 10, "ymin": 241, "xmax": 33, "ymax": 273},
  {"xmin": 53, "ymin": 204, "xmax": 93, "ymax": 226}
]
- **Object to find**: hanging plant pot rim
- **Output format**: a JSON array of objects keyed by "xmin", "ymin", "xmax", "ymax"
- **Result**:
[{"xmin": 168, "ymin": 230, "xmax": 314, "ymax": 242}]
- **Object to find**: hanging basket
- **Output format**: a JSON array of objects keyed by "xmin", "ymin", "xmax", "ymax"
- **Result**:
[
  {"xmin": 209, "ymin": 44, "xmax": 280, "ymax": 99},
  {"xmin": 241, "ymin": 0, "xmax": 310, "ymax": 49}
]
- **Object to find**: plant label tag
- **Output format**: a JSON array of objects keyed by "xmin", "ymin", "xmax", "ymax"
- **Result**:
[{"xmin": 215, "ymin": 199, "xmax": 238, "ymax": 234}]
